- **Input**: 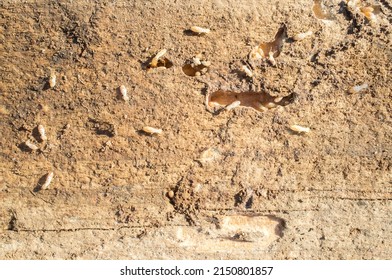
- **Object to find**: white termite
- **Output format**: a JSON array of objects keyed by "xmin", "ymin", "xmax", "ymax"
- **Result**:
[
  {"xmin": 359, "ymin": 6, "xmax": 379, "ymax": 23},
  {"xmin": 293, "ymin": 30, "xmax": 313, "ymax": 41},
  {"xmin": 258, "ymin": 105, "xmax": 268, "ymax": 112},
  {"xmin": 192, "ymin": 56, "xmax": 201, "ymax": 66},
  {"xmin": 274, "ymin": 96, "xmax": 283, "ymax": 103},
  {"xmin": 38, "ymin": 124, "xmax": 47, "ymax": 141},
  {"xmin": 142, "ymin": 126, "xmax": 163, "ymax": 135},
  {"xmin": 41, "ymin": 172, "xmax": 54, "ymax": 190},
  {"xmin": 367, "ymin": 12, "xmax": 377, "ymax": 22},
  {"xmin": 190, "ymin": 26, "xmax": 210, "ymax": 34},
  {"xmin": 150, "ymin": 49, "xmax": 167, "ymax": 67},
  {"xmin": 268, "ymin": 52, "xmax": 276, "ymax": 66},
  {"xmin": 264, "ymin": 102, "xmax": 277, "ymax": 109},
  {"xmin": 225, "ymin": 101, "xmax": 241, "ymax": 111},
  {"xmin": 290, "ymin": 124, "xmax": 310, "ymax": 133},
  {"xmin": 49, "ymin": 72, "xmax": 56, "ymax": 88},
  {"xmin": 349, "ymin": 83, "xmax": 368, "ymax": 94},
  {"xmin": 119, "ymin": 85, "xmax": 129, "ymax": 101},
  {"xmin": 25, "ymin": 140, "xmax": 39, "ymax": 151},
  {"xmin": 242, "ymin": 65, "xmax": 253, "ymax": 77},
  {"xmin": 167, "ymin": 190, "xmax": 175, "ymax": 198},
  {"xmin": 360, "ymin": 6, "xmax": 377, "ymax": 21}
]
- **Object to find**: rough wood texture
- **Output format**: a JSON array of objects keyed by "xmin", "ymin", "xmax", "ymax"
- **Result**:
[{"xmin": 0, "ymin": 0, "xmax": 391, "ymax": 259}]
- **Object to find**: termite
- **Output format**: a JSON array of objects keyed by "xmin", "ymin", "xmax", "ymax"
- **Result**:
[
  {"xmin": 192, "ymin": 56, "xmax": 201, "ymax": 66},
  {"xmin": 25, "ymin": 140, "xmax": 39, "ymax": 151},
  {"xmin": 290, "ymin": 124, "xmax": 310, "ymax": 133},
  {"xmin": 49, "ymin": 72, "xmax": 56, "ymax": 88},
  {"xmin": 142, "ymin": 126, "xmax": 163, "ymax": 135},
  {"xmin": 274, "ymin": 97, "xmax": 283, "ymax": 103},
  {"xmin": 150, "ymin": 49, "xmax": 167, "ymax": 68},
  {"xmin": 41, "ymin": 172, "xmax": 54, "ymax": 190},
  {"xmin": 225, "ymin": 101, "xmax": 241, "ymax": 111},
  {"xmin": 268, "ymin": 52, "xmax": 276, "ymax": 66},
  {"xmin": 293, "ymin": 30, "xmax": 313, "ymax": 41},
  {"xmin": 167, "ymin": 190, "xmax": 175, "ymax": 198},
  {"xmin": 118, "ymin": 85, "xmax": 129, "ymax": 101},
  {"xmin": 348, "ymin": 83, "xmax": 368, "ymax": 94},
  {"xmin": 242, "ymin": 65, "xmax": 253, "ymax": 77},
  {"xmin": 360, "ymin": 6, "xmax": 377, "ymax": 21},
  {"xmin": 258, "ymin": 105, "xmax": 268, "ymax": 112},
  {"xmin": 38, "ymin": 124, "xmax": 47, "ymax": 141},
  {"xmin": 190, "ymin": 26, "xmax": 210, "ymax": 34},
  {"xmin": 264, "ymin": 102, "xmax": 277, "ymax": 109}
]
